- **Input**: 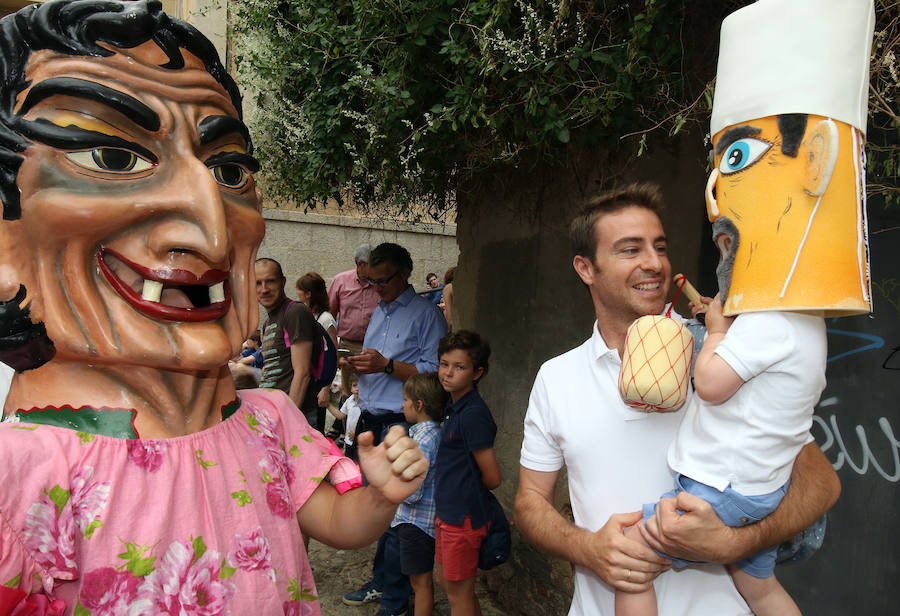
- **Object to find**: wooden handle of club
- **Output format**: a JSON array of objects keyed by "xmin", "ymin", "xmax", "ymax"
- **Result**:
[{"xmin": 673, "ymin": 274, "xmax": 702, "ymax": 305}]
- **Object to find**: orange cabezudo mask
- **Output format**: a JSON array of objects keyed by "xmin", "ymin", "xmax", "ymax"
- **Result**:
[{"xmin": 704, "ymin": 0, "xmax": 875, "ymax": 317}]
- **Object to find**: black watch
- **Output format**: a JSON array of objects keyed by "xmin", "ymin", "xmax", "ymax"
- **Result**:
[{"xmin": 384, "ymin": 358, "xmax": 394, "ymax": 374}]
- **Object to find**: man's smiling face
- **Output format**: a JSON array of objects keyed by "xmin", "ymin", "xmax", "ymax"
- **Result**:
[
  {"xmin": 5, "ymin": 41, "xmax": 265, "ymax": 370},
  {"xmin": 576, "ymin": 206, "xmax": 671, "ymax": 327}
]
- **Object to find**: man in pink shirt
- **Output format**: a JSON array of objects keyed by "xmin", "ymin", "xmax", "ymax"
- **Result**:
[{"xmin": 329, "ymin": 244, "xmax": 381, "ymax": 396}]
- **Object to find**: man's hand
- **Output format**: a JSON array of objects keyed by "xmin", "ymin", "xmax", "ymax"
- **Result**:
[
  {"xmin": 640, "ymin": 491, "xmax": 738, "ymax": 564},
  {"xmin": 586, "ymin": 512, "xmax": 671, "ymax": 592},
  {"xmin": 357, "ymin": 425, "xmax": 428, "ymax": 504},
  {"xmin": 317, "ymin": 387, "xmax": 330, "ymax": 408},
  {"xmin": 347, "ymin": 348, "xmax": 387, "ymax": 374}
]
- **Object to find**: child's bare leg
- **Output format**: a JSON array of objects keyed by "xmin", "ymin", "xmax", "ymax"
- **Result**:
[
  {"xmin": 614, "ymin": 524, "xmax": 658, "ymax": 616},
  {"xmin": 443, "ymin": 576, "xmax": 481, "ymax": 616},
  {"xmin": 410, "ymin": 571, "xmax": 434, "ymax": 616},
  {"xmin": 728, "ymin": 565, "xmax": 801, "ymax": 616}
]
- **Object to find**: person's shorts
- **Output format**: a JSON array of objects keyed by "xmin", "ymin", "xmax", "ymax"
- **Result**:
[
  {"xmin": 435, "ymin": 516, "xmax": 486, "ymax": 582},
  {"xmin": 396, "ymin": 523, "xmax": 436, "ymax": 576},
  {"xmin": 642, "ymin": 474, "xmax": 788, "ymax": 578}
]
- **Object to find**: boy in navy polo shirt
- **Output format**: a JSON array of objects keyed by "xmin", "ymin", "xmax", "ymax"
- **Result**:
[{"xmin": 433, "ymin": 331, "xmax": 501, "ymax": 616}]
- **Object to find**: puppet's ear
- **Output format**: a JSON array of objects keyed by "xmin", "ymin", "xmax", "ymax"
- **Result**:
[
  {"xmin": 802, "ymin": 118, "xmax": 839, "ymax": 197},
  {"xmin": 0, "ymin": 222, "xmax": 20, "ymax": 303},
  {"xmin": 705, "ymin": 168, "xmax": 720, "ymax": 220}
]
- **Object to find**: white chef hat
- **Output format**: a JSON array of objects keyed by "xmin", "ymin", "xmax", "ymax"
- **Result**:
[{"xmin": 710, "ymin": 0, "xmax": 875, "ymax": 137}]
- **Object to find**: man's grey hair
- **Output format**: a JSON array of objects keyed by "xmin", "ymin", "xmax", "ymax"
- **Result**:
[{"xmin": 354, "ymin": 243, "xmax": 373, "ymax": 264}]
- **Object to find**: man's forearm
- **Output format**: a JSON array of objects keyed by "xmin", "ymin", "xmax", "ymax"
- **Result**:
[
  {"xmin": 515, "ymin": 482, "xmax": 593, "ymax": 567},
  {"xmin": 391, "ymin": 359, "xmax": 418, "ymax": 382},
  {"xmin": 289, "ymin": 373, "xmax": 310, "ymax": 410},
  {"xmin": 728, "ymin": 441, "xmax": 840, "ymax": 560}
]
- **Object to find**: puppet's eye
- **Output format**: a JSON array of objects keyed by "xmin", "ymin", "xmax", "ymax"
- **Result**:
[
  {"xmin": 210, "ymin": 163, "xmax": 249, "ymax": 189},
  {"xmin": 719, "ymin": 138, "xmax": 771, "ymax": 175},
  {"xmin": 67, "ymin": 148, "xmax": 154, "ymax": 173}
]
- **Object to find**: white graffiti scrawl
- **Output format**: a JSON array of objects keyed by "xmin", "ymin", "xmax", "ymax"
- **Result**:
[{"xmin": 814, "ymin": 397, "xmax": 900, "ymax": 482}]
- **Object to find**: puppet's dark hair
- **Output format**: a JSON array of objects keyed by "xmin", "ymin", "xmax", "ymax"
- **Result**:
[
  {"xmin": 0, "ymin": 0, "xmax": 244, "ymax": 220},
  {"xmin": 0, "ymin": 285, "xmax": 55, "ymax": 371},
  {"xmin": 778, "ymin": 114, "xmax": 808, "ymax": 158}
]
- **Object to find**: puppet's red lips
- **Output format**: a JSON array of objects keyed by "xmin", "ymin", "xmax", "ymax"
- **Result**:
[{"xmin": 98, "ymin": 248, "xmax": 230, "ymax": 322}]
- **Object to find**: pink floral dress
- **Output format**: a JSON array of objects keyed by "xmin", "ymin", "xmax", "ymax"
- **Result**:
[{"xmin": 0, "ymin": 389, "xmax": 361, "ymax": 615}]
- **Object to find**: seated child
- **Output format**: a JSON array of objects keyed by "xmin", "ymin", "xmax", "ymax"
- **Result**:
[
  {"xmin": 391, "ymin": 372, "xmax": 446, "ymax": 616},
  {"xmin": 239, "ymin": 333, "xmax": 264, "ymax": 367},
  {"xmin": 616, "ymin": 296, "xmax": 826, "ymax": 616},
  {"xmin": 228, "ymin": 333, "xmax": 264, "ymax": 389},
  {"xmin": 433, "ymin": 330, "xmax": 502, "ymax": 616},
  {"xmin": 327, "ymin": 375, "xmax": 362, "ymax": 460}
]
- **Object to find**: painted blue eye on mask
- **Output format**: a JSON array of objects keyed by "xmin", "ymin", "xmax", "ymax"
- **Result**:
[{"xmin": 719, "ymin": 137, "xmax": 771, "ymax": 174}]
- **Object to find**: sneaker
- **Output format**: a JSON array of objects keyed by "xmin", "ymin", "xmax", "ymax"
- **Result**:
[
  {"xmin": 342, "ymin": 581, "xmax": 383, "ymax": 606},
  {"xmin": 373, "ymin": 606, "xmax": 408, "ymax": 616}
]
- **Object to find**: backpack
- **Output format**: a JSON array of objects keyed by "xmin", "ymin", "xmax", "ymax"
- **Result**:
[
  {"xmin": 266, "ymin": 301, "xmax": 338, "ymax": 391},
  {"xmin": 309, "ymin": 320, "xmax": 338, "ymax": 390}
]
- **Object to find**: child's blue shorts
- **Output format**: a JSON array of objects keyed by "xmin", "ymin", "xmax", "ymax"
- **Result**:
[{"xmin": 642, "ymin": 474, "xmax": 789, "ymax": 578}]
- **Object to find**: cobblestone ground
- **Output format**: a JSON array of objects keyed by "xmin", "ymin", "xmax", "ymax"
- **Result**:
[{"xmin": 308, "ymin": 539, "xmax": 508, "ymax": 616}]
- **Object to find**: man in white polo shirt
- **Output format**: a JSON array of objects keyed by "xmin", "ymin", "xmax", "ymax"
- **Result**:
[{"xmin": 514, "ymin": 183, "xmax": 840, "ymax": 615}]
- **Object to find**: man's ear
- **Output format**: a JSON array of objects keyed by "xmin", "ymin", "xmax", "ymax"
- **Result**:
[
  {"xmin": 572, "ymin": 255, "xmax": 596, "ymax": 286},
  {"xmin": 801, "ymin": 118, "xmax": 839, "ymax": 197}
]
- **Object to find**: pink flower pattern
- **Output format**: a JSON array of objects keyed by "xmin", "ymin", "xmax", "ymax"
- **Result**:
[
  {"xmin": 80, "ymin": 567, "xmax": 140, "ymax": 615},
  {"xmin": 283, "ymin": 601, "xmax": 301, "ymax": 616},
  {"xmin": 227, "ymin": 527, "xmax": 275, "ymax": 581},
  {"xmin": 127, "ymin": 440, "xmax": 167, "ymax": 472},
  {"xmin": 265, "ymin": 479, "xmax": 293, "ymax": 518},
  {"xmin": 0, "ymin": 391, "xmax": 354, "ymax": 615},
  {"xmin": 135, "ymin": 540, "xmax": 235, "ymax": 615},
  {"xmin": 249, "ymin": 407, "xmax": 298, "ymax": 517},
  {"xmin": 23, "ymin": 466, "xmax": 110, "ymax": 578}
]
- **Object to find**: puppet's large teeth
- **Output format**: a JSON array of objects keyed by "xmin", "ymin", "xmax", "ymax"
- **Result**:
[
  {"xmin": 141, "ymin": 279, "xmax": 163, "ymax": 302},
  {"xmin": 209, "ymin": 282, "xmax": 225, "ymax": 303}
]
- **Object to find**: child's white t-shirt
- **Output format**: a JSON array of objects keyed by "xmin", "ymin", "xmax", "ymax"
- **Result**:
[
  {"xmin": 668, "ymin": 311, "xmax": 827, "ymax": 495},
  {"xmin": 340, "ymin": 395, "xmax": 362, "ymax": 445}
]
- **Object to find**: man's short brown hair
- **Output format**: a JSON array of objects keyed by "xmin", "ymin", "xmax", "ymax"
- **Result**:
[{"xmin": 569, "ymin": 182, "xmax": 664, "ymax": 261}]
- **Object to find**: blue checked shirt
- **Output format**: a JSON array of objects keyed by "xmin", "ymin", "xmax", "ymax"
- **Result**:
[{"xmin": 391, "ymin": 420, "xmax": 442, "ymax": 537}]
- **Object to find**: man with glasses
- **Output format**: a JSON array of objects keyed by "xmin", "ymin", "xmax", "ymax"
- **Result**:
[{"xmin": 343, "ymin": 242, "xmax": 447, "ymax": 615}]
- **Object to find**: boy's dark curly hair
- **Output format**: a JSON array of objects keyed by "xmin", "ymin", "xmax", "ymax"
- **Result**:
[{"xmin": 438, "ymin": 329, "xmax": 490, "ymax": 381}]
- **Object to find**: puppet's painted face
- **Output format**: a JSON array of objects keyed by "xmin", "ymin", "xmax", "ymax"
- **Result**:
[
  {"xmin": 705, "ymin": 114, "xmax": 870, "ymax": 316},
  {"xmin": 1, "ymin": 42, "xmax": 265, "ymax": 369}
]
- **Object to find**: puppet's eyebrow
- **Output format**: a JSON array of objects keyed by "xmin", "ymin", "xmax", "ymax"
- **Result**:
[
  {"xmin": 18, "ymin": 77, "xmax": 160, "ymax": 132},
  {"xmin": 715, "ymin": 125, "xmax": 762, "ymax": 155},
  {"xmin": 198, "ymin": 115, "xmax": 250, "ymax": 149}
]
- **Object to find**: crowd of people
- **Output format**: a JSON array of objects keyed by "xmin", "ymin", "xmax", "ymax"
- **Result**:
[{"xmin": 237, "ymin": 240, "xmax": 494, "ymax": 616}]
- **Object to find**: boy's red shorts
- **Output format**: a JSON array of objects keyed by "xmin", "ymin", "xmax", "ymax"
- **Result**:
[{"xmin": 434, "ymin": 516, "xmax": 487, "ymax": 581}]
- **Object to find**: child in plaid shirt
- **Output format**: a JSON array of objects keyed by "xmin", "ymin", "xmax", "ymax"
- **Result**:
[{"xmin": 392, "ymin": 372, "xmax": 446, "ymax": 616}]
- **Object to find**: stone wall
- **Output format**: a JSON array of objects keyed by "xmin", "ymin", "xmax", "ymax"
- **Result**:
[{"xmin": 257, "ymin": 208, "xmax": 459, "ymax": 290}]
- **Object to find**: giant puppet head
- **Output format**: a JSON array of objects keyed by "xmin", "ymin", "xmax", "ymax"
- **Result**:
[
  {"xmin": 0, "ymin": 0, "xmax": 265, "ymax": 374},
  {"xmin": 705, "ymin": 0, "xmax": 875, "ymax": 316}
]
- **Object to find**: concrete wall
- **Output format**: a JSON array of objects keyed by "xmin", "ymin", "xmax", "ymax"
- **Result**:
[
  {"xmin": 160, "ymin": 0, "xmax": 228, "ymax": 62},
  {"xmin": 257, "ymin": 208, "xmax": 459, "ymax": 291},
  {"xmin": 454, "ymin": 133, "xmax": 713, "ymax": 613}
]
